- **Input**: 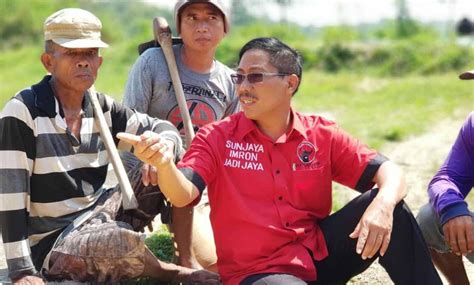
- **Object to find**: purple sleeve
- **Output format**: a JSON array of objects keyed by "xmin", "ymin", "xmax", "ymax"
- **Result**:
[{"xmin": 428, "ymin": 112, "xmax": 474, "ymax": 225}]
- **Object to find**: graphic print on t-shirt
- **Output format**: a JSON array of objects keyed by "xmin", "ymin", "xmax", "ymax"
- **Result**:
[
  {"xmin": 167, "ymin": 99, "xmax": 217, "ymax": 135},
  {"xmin": 180, "ymin": 82, "xmax": 228, "ymax": 103}
]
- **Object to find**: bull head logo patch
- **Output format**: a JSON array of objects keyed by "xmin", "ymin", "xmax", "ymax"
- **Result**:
[{"xmin": 297, "ymin": 141, "xmax": 317, "ymax": 164}]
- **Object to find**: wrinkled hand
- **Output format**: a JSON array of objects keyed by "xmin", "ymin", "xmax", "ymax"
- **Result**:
[
  {"xmin": 349, "ymin": 198, "xmax": 394, "ymax": 259},
  {"xmin": 443, "ymin": 215, "xmax": 474, "ymax": 256},
  {"xmin": 141, "ymin": 163, "xmax": 158, "ymax": 186},
  {"xmin": 13, "ymin": 275, "xmax": 45, "ymax": 285},
  {"xmin": 117, "ymin": 131, "xmax": 175, "ymax": 170}
]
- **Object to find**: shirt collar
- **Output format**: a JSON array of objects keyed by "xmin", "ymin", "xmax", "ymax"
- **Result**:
[
  {"xmin": 32, "ymin": 75, "xmax": 56, "ymax": 117},
  {"xmin": 31, "ymin": 75, "xmax": 93, "ymax": 118},
  {"xmin": 290, "ymin": 109, "xmax": 308, "ymax": 140},
  {"xmin": 234, "ymin": 108, "xmax": 308, "ymax": 141},
  {"xmin": 235, "ymin": 112, "xmax": 257, "ymax": 140}
]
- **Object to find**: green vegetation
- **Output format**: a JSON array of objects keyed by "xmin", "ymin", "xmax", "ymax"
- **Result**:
[
  {"xmin": 123, "ymin": 226, "xmax": 175, "ymax": 285},
  {"xmin": 1, "ymin": 0, "xmax": 473, "ymax": 276},
  {"xmin": 145, "ymin": 227, "xmax": 175, "ymax": 263},
  {"xmin": 295, "ymin": 70, "xmax": 473, "ymax": 149}
]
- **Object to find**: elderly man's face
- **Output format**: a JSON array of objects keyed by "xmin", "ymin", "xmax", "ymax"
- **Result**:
[
  {"xmin": 42, "ymin": 43, "xmax": 102, "ymax": 93},
  {"xmin": 235, "ymin": 48, "xmax": 293, "ymax": 123}
]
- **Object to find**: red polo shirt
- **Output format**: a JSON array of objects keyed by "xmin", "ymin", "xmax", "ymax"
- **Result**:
[{"xmin": 178, "ymin": 110, "xmax": 386, "ymax": 285}]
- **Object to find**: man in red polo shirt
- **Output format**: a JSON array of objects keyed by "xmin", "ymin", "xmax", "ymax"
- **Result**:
[{"xmin": 118, "ymin": 37, "xmax": 442, "ymax": 284}]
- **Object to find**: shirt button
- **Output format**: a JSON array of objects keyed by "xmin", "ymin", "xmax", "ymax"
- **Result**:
[
  {"xmin": 278, "ymin": 196, "xmax": 283, "ymax": 200},
  {"xmin": 276, "ymin": 170, "xmax": 280, "ymax": 174}
]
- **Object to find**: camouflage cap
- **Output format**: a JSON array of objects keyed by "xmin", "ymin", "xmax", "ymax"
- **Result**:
[{"xmin": 44, "ymin": 8, "xmax": 108, "ymax": 48}]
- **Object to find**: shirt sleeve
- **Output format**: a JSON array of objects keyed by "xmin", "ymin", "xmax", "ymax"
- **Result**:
[
  {"xmin": 177, "ymin": 126, "xmax": 218, "ymax": 196},
  {"xmin": 0, "ymin": 99, "xmax": 38, "ymax": 279},
  {"xmin": 123, "ymin": 52, "xmax": 153, "ymax": 113},
  {"xmin": 330, "ymin": 125, "xmax": 387, "ymax": 191},
  {"xmin": 429, "ymin": 112, "xmax": 474, "ymax": 225}
]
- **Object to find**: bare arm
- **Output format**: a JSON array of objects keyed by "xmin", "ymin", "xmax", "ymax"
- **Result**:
[
  {"xmin": 155, "ymin": 158, "xmax": 200, "ymax": 207},
  {"xmin": 117, "ymin": 131, "xmax": 199, "ymax": 207},
  {"xmin": 350, "ymin": 161, "xmax": 407, "ymax": 259},
  {"xmin": 372, "ymin": 160, "xmax": 407, "ymax": 207}
]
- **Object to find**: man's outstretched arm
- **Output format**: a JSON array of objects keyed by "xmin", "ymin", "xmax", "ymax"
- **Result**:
[{"xmin": 117, "ymin": 131, "xmax": 200, "ymax": 207}]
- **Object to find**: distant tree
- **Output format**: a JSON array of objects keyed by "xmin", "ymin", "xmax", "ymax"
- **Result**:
[
  {"xmin": 395, "ymin": 0, "xmax": 418, "ymax": 38},
  {"xmin": 456, "ymin": 18, "xmax": 473, "ymax": 36}
]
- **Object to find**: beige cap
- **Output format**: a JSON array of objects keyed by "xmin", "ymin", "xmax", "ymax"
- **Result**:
[
  {"xmin": 174, "ymin": 0, "xmax": 230, "ymax": 34},
  {"xmin": 44, "ymin": 8, "xmax": 108, "ymax": 48},
  {"xmin": 459, "ymin": 70, "xmax": 474, "ymax": 80}
]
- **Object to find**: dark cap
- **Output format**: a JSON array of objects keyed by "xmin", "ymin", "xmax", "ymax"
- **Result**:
[{"xmin": 459, "ymin": 70, "xmax": 474, "ymax": 80}]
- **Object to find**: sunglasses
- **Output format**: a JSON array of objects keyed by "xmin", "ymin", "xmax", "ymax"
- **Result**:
[{"xmin": 230, "ymin": 72, "xmax": 289, "ymax": 84}]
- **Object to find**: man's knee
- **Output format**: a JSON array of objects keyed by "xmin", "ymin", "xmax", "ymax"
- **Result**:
[
  {"xmin": 416, "ymin": 204, "xmax": 438, "ymax": 235},
  {"xmin": 47, "ymin": 223, "xmax": 147, "ymax": 282},
  {"xmin": 415, "ymin": 203, "xmax": 453, "ymax": 253},
  {"xmin": 390, "ymin": 200, "xmax": 426, "ymax": 240}
]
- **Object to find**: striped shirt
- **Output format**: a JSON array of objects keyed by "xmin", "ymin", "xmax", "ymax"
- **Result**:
[{"xmin": 0, "ymin": 75, "xmax": 182, "ymax": 279}]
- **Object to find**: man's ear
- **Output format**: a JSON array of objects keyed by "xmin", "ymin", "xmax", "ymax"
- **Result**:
[
  {"xmin": 40, "ymin": 52, "xmax": 53, "ymax": 73},
  {"xmin": 98, "ymin": 55, "xmax": 103, "ymax": 68},
  {"xmin": 287, "ymin": 74, "xmax": 300, "ymax": 94}
]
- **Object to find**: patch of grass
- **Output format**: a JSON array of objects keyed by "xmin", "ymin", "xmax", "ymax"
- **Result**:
[
  {"xmin": 145, "ymin": 225, "xmax": 175, "ymax": 263},
  {"xmin": 0, "ymin": 46, "xmax": 45, "ymax": 105},
  {"xmin": 123, "ymin": 225, "xmax": 175, "ymax": 285},
  {"xmin": 294, "ymin": 70, "xmax": 474, "ymax": 149}
]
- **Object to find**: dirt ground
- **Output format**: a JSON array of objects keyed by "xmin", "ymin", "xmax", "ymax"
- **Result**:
[
  {"xmin": 1, "ymin": 114, "xmax": 473, "ymax": 284},
  {"xmin": 343, "ymin": 113, "xmax": 474, "ymax": 284}
]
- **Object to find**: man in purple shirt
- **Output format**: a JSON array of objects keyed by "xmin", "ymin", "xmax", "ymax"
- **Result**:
[{"xmin": 417, "ymin": 70, "xmax": 474, "ymax": 285}]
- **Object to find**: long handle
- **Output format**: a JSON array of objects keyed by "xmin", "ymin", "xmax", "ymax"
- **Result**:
[
  {"xmin": 89, "ymin": 87, "xmax": 138, "ymax": 210},
  {"xmin": 154, "ymin": 17, "xmax": 195, "ymax": 147}
]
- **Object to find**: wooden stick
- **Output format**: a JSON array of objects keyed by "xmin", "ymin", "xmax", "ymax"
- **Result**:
[
  {"xmin": 154, "ymin": 17, "xmax": 195, "ymax": 147},
  {"xmin": 89, "ymin": 87, "xmax": 138, "ymax": 210}
]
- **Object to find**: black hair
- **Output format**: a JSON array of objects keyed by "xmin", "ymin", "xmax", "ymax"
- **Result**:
[{"xmin": 238, "ymin": 37, "xmax": 302, "ymax": 95}]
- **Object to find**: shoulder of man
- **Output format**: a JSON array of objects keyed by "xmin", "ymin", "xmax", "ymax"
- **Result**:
[
  {"xmin": 295, "ymin": 111, "xmax": 337, "ymax": 128},
  {"xmin": 7, "ymin": 78, "xmax": 50, "ymax": 119},
  {"xmin": 137, "ymin": 46, "xmax": 167, "ymax": 66},
  {"xmin": 462, "ymin": 111, "xmax": 474, "ymax": 147},
  {"xmin": 466, "ymin": 111, "xmax": 474, "ymax": 127},
  {"xmin": 13, "ymin": 88, "xmax": 36, "ymax": 109},
  {"xmin": 214, "ymin": 59, "xmax": 235, "ymax": 75}
]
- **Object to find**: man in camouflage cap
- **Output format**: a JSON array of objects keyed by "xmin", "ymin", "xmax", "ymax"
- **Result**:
[{"xmin": 0, "ymin": 8, "xmax": 219, "ymax": 284}]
